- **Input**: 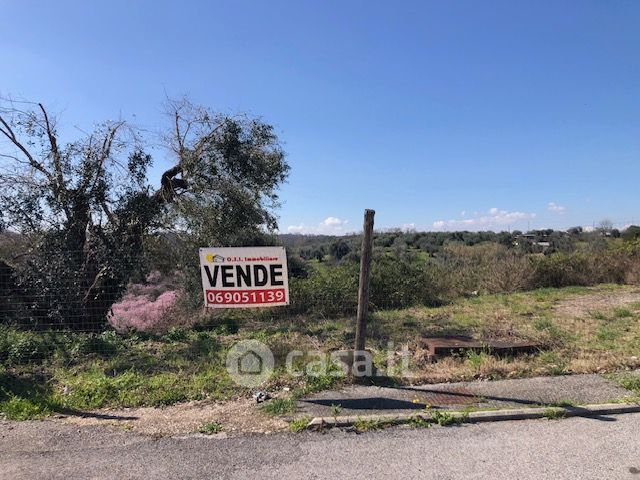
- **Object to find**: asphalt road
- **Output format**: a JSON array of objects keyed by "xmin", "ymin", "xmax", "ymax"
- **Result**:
[{"xmin": 2, "ymin": 413, "xmax": 640, "ymax": 479}]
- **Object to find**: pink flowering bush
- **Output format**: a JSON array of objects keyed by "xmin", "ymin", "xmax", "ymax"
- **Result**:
[
  {"xmin": 109, "ymin": 290, "xmax": 178, "ymax": 332},
  {"xmin": 108, "ymin": 271, "xmax": 181, "ymax": 332}
]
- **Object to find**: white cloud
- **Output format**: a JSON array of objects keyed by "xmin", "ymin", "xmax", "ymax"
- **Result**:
[
  {"xmin": 547, "ymin": 202, "xmax": 566, "ymax": 214},
  {"xmin": 286, "ymin": 224, "xmax": 306, "ymax": 234},
  {"xmin": 321, "ymin": 217, "xmax": 347, "ymax": 227},
  {"xmin": 432, "ymin": 207, "xmax": 536, "ymax": 231},
  {"xmin": 287, "ymin": 216, "xmax": 349, "ymax": 235},
  {"xmin": 402, "ymin": 223, "xmax": 416, "ymax": 232}
]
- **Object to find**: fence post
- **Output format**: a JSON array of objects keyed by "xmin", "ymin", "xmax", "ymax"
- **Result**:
[{"xmin": 353, "ymin": 209, "xmax": 375, "ymax": 375}]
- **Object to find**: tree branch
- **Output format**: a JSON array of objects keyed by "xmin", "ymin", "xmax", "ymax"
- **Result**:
[
  {"xmin": 100, "ymin": 201, "xmax": 116, "ymax": 225},
  {"xmin": 87, "ymin": 121, "xmax": 125, "ymax": 193},
  {"xmin": 38, "ymin": 103, "xmax": 64, "ymax": 187},
  {"xmin": 0, "ymin": 114, "xmax": 54, "ymax": 183},
  {"xmin": 154, "ymin": 164, "xmax": 188, "ymax": 203}
]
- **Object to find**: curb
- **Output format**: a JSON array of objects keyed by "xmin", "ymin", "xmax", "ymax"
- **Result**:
[{"xmin": 306, "ymin": 402, "xmax": 640, "ymax": 429}]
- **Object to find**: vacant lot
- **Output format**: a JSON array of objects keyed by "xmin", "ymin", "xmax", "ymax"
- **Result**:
[{"xmin": 2, "ymin": 284, "xmax": 640, "ymax": 432}]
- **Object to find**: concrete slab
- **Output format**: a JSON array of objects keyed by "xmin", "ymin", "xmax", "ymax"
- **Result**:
[{"xmin": 296, "ymin": 373, "xmax": 635, "ymax": 418}]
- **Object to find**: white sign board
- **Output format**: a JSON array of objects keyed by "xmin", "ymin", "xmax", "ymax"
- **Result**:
[{"xmin": 199, "ymin": 246, "xmax": 289, "ymax": 308}]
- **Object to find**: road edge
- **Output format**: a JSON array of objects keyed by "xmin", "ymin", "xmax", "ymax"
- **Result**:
[{"xmin": 306, "ymin": 402, "xmax": 640, "ymax": 429}]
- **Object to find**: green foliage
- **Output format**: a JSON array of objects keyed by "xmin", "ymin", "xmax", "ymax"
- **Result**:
[
  {"xmin": 532, "ymin": 318, "xmax": 572, "ymax": 345},
  {"xmin": 532, "ymin": 253, "xmax": 592, "ymax": 288},
  {"xmin": 289, "ymin": 416, "xmax": 311, "ymax": 432},
  {"xmin": 353, "ymin": 418, "xmax": 393, "ymax": 432},
  {"xmin": 287, "ymin": 265, "xmax": 359, "ymax": 316},
  {"xmin": 0, "ymin": 327, "xmax": 243, "ymax": 420},
  {"xmin": 589, "ymin": 310, "xmax": 607, "ymax": 320},
  {"xmin": 613, "ymin": 307, "xmax": 632, "ymax": 318},
  {"xmin": 261, "ymin": 397, "xmax": 296, "ymax": 416},
  {"xmin": 532, "ymin": 251, "xmax": 629, "ymax": 289},
  {"xmin": 286, "ymin": 255, "xmax": 451, "ymax": 317},
  {"xmin": 430, "ymin": 409, "xmax": 461, "ymax": 426},
  {"xmin": 542, "ymin": 407, "xmax": 566, "ymax": 420},
  {"xmin": 622, "ymin": 226, "xmax": 640, "ymax": 242},
  {"xmin": 0, "ymin": 328, "xmax": 54, "ymax": 365},
  {"xmin": 464, "ymin": 350, "xmax": 490, "ymax": 369},
  {"xmin": 198, "ymin": 421, "xmax": 223, "ymax": 434},
  {"xmin": 329, "ymin": 240, "xmax": 351, "ymax": 261},
  {"xmin": 596, "ymin": 326, "xmax": 621, "ymax": 342},
  {"xmin": 0, "ymin": 369, "xmax": 62, "ymax": 420},
  {"xmin": 284, "ymin": 230, "xmax": 640, "ymax": 313},
  {"xmin": 407, "ymin": 414, "xmax": 431, "ymax": 428},
  {"xmin": 0, "ymin": 395, "xmax": 53, "ymax": 420},
  {"xmin": 55, "ymin": 363, "xmax": 233, "ymax": 410},
  {"xmin": 286, "ymin": 254, "xmax": 309, "ymax": 279},
  {"xmin": 68, "ymin": 332, "xmax": 121, "ymax": 357},
  {"xmin": 369, "ymin": 256, "xmax": 444, "ymax": 309},
  {"xmin": 607, "ymin": 373, "xmax": 640, "ymax": 395},
  {"xmin": 162, "ymin": 327, "xmax": 188, "ymax": 342},
  {"xmin": 0, "ymin": 328, "xmax": 129, "ymax": 366},
  {"xmin": 193, "ymin": 315, "xmax": 240, "ymax": 335}
]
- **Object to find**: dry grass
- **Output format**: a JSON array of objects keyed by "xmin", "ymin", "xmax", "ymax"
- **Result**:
[
  {"xmin": 4, "ymin": 284, "xmax": 640, "ymax": 425},
  {"xmin": 367, "ymin": 284, "xmax": 640, "ymax": 382},
  {"xmin": 242, "ymin": 284, "xmax": 640, "ymax": 385}
]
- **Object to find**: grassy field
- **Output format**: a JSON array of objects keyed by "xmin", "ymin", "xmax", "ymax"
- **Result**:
[{"xmin": 2, "ymin": 283, "xmax": 639, "ymax": 420}]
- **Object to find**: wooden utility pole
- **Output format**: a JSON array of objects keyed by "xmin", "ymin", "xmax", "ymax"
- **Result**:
[{"xmin": 354, "ymin": 209, "xmax": 375, "ymax": 373}]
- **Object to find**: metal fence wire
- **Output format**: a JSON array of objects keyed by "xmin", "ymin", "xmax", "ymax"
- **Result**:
[{"xmin": 0, "ymin": 250, "xmax": 374, "ymax": 367}]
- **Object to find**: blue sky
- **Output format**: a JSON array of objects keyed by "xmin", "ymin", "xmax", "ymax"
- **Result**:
[{"xmin": 1, "ymin": 1, "xmax": 638, "ymax": 234}]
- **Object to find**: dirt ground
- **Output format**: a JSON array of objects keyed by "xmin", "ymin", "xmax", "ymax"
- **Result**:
[
  {"xmin": 56, "ymin": 397, "xmax": 288, "ymax": 437},
  {"xmin": 554, "ymin": 286, "xmax": 640, "ymax": 318}
]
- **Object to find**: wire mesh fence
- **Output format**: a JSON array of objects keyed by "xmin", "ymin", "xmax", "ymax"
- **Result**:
[
  {"xmin": 0, "ymin": 249, "xmax": 370, "ymax": 367},
  {"xmin": 5, "ymin": 240, "xmax": 639, "ymax": 368}
]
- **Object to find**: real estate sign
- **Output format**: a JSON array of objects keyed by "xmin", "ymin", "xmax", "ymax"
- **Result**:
[{"xmin": 199, "ymin": 246, "xmax": 289, "ymax": 308}]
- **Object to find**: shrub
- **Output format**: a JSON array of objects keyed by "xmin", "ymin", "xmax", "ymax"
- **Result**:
[
  {"xmin": 436, "ymin": 243, "xmax": 500, "ymax": 296},
  {"xmin": 370, "ymin": 257, "xmax": 446, "ymax": 309},
  {"xmin": 68, "ymin": 332, "xmax": 120, "ymax": 358},
  {"xmin": 481, "ymin": 250, "xmax": 535, "ymax": 294},
  {"xmin": 531, "ymin": 251, "xmax": 629, "ymax": 289},
  {"xmin": 108, "ymin": 290, "xmax": 178, "ymax": 333},
  {"xmin": 0, "ymin": 328, "xmax": 54, "ymax": 365},
  {"xmin": 286, "ymin": 255, "xmax": 309, "ymax": 279},
  {"xmin": 287, "ymin": 265, "xmax": 359, "ymax": 316},
  {"xmin": 162, "ymin": 327, "xmax": 188, "ymax": 342}
]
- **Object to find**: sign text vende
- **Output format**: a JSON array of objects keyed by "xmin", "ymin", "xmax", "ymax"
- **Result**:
[{"xmin": 199, "ymin": 246, "xmax": 289, "ymax": 308}]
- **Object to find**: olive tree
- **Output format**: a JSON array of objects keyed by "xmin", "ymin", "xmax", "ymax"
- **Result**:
[{"xmin": 0, "ymin": 98, "xmax": 288, "ymax": 329}]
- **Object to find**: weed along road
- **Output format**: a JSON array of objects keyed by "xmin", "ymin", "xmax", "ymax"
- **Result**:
[{"xmin": 3, "ymin": 413, "xmax": 640, "ymax": 479}]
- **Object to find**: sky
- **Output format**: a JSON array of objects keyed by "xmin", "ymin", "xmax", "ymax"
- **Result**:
[{"xmin": 1, "ymin": 0, "xmax": 639, "ymax": 234}]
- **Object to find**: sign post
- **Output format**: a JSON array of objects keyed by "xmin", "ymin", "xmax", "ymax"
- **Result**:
[{"xmin": 199, "ymin": 246, "xmax": 289, "ymax": 308}]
